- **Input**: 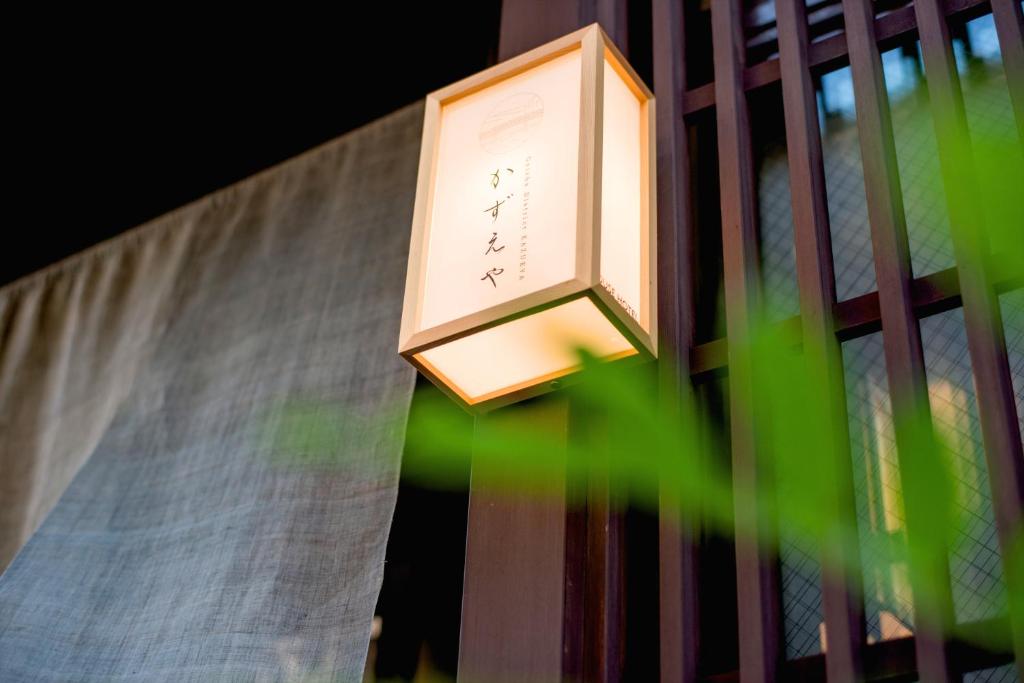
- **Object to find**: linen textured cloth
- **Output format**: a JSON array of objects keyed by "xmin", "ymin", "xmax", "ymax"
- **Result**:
[{"xmin": 0, "ymin": 103, "xmax": 421, "ymax": 681}]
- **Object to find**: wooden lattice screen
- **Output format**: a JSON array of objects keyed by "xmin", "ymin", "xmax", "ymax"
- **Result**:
[
  {"xmin": 457, "ymin": 1, "xmax": 1024, "ymax": 681},
  {"xmin": 655, "ymin": 0, "xmax": 1024, "ymax": 679}
]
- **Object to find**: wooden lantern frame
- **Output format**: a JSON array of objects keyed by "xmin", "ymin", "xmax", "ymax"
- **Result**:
[{"xmin": 398, "ymin": 23, "xmax": 657, "ymax": 413}]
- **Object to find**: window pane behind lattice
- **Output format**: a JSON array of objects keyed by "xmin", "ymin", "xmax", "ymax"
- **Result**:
[
  {"xmin": 920, "ymin": 309, "xmax": 1009, "ymax": 624},
  {"xmin": 843, "ymin": 332, "xmax": 915, "ymax": 642}
]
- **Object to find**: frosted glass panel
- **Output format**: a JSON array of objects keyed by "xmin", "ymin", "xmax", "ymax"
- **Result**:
[
  {"xmin": 417, "ymin": 297, "xmax": 635, "ymax": 404},
  {"xmin": 600, "ymin": 54, "xmax": 646, "ymax": 330},
  {"xmin": 421, "ymin": 50, "xmax": 582, "ymax": 330}
]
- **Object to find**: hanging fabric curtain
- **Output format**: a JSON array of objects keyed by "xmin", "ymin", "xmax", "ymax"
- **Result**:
[{"xmin": 0, "ymin": 103, "xmax": 421, "ymax": 681}]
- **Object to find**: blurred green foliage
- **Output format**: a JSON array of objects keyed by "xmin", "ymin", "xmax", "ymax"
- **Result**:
[{"xmin": 265, "ymin": 125, "xmax": 1022, "ymax": 661}]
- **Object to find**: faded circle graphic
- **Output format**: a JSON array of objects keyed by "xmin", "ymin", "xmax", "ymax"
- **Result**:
[{"xmin": 479, "ymin": 93, "xmax": 544, "ymax": 155}]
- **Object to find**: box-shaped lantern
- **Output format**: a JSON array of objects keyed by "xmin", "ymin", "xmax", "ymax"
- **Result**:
[{"xmin": 398, "ymin": 24, "xmax": 656, "ymax": 412}]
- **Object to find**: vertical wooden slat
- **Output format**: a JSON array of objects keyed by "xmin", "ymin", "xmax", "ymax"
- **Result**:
[
  {"xmin": 772, "ymin": 0, "xmax": 866, "ymax": 679},
  {"xmin": 582, "ymin": 407, "xmax": 627, "ymax": 683},
  {"xmin": 989, "ymin": 0, "xmax": 1024, "ymax": 142},
  {"xmin": 838, "ymin": 0, "xmax": 958, "ymax": 679},
  {"xmin": 710, "ymin": 0, "xmax": 782, "ymax": 679},
  {"xmin": 584, "ymin": 507, "xmax": 627, "ymax": 683},
  {"xmin": 563, "ymin": 477, "xmax": 588, "ymax": 680},
  {"xmin": 652, "ymin": 1, "xmax": 701, "ymax": 682},
  {"xmin": 913, "ymin": 0, "xmax": 1024, "ymax": 665}
]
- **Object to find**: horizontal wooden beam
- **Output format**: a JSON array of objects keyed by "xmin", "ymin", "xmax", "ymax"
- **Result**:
[{"xmin": 689, "ymin": 268, "xmax": 1022, "ymax": 378}]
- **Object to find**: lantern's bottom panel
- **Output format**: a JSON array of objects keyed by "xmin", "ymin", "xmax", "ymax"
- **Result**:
[{"xmin": 414, "ymin": 297, "xmax": 637, "ymax": 407}]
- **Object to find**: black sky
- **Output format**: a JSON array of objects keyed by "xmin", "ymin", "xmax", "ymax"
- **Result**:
[{"xmin": 6, "ymin": 6, "xmax": 501, "ymax": 285}]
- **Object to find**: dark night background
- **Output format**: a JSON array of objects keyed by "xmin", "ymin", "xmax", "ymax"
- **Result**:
[{"xmin": 5, "ymin": 5, "xmax": 502, "ymax": 286}]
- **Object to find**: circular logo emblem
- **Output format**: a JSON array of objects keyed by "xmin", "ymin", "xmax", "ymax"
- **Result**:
[{"xmin": 479, "ymin": 93, "xmax": 544, "ymax": 155}]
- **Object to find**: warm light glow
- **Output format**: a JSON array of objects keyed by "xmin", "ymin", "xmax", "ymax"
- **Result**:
[
  {"xmin": 416, "ymin": 297, "xmax": 636, "ymax": 404},
  {"xmin": 420, "ymin": 49, "xmax": 583, "ymax": 330},
  {"xmin": 599, "ymin": 53, "xmax": 647, "ymax": 330},
  {"xmin": 400, "ymin": 25, "xmax": 656, "ymax": 410}
]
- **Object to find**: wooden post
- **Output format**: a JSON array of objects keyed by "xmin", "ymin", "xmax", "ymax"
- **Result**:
[
  {"xmin": 458, "ymin": 396, "xmax": 574, "ymax": 682},
  {"xmin": 457, "ymin": 2, "xmax": 632, "ymax": 681}
]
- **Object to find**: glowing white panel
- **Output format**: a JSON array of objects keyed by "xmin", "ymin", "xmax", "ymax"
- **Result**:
[
  {"xmin": 417, "ymin": 297, "xmax": 635, "ymax": 404},
  {"xmin": 599, "ymin": 54, "xmax": 646, "ymax": 331},
  {"xmin": 420, "ymin": 49, "xmax": 583, "ymax": 330},
  {"xmin": 399, "ymin": 26, "xmax": 657, "ymax": 411}
]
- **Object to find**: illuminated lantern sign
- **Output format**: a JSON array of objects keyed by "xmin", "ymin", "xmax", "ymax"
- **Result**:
[{"xmin": 398, "ymin": 24, "xmax": 656, "ymax": 411}]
